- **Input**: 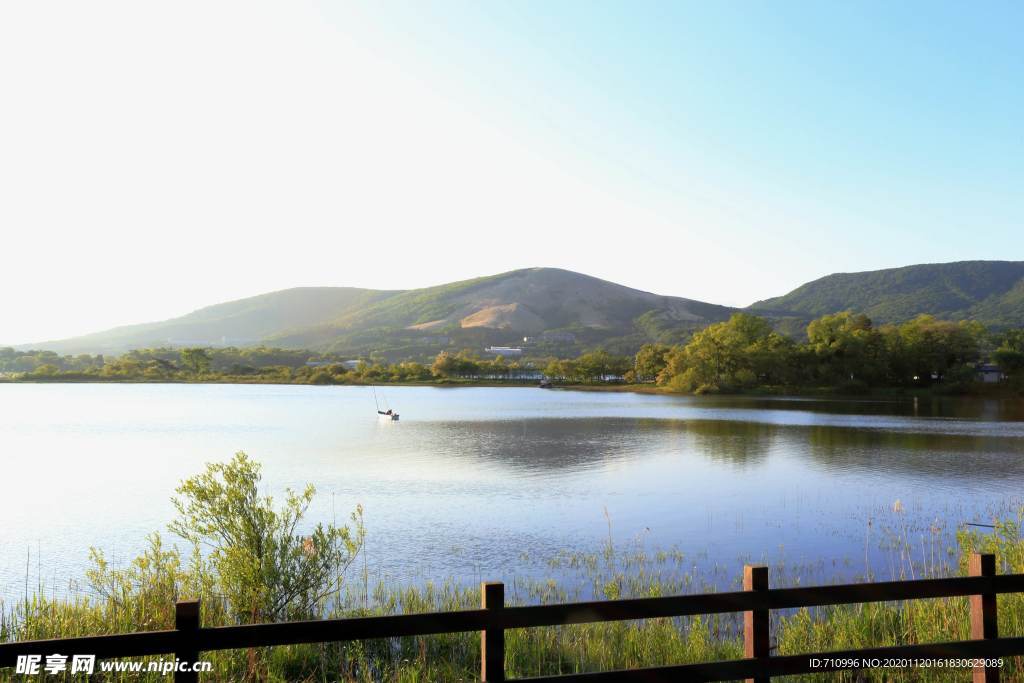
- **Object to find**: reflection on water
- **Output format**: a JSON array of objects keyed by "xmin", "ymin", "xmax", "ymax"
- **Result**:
[
  {"xmin": 0, "ymin": 384, "xmax": 1022, "ymax": 601},
  {"xmin": 803, "ymin": 424, "xmax": 1024, "ymax": 483},
  {"xmin": 398, "ymin": 415, "xmax": 1024, "ymax": 480},
  {"xmin": 690, "ymin": 394, "xmax": 1024, "ymax": 421},
  {"xmin": 421, "ymin": 419, "xmax": 644, "ymax": 473}
]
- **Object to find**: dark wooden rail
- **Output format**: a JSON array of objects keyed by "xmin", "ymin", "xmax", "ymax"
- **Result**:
[{"xmin": 1, "ymin": 553, "xmax": 1020, "ymax": 681}]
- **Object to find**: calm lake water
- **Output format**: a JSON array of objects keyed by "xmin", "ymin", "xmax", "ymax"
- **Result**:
[{"xmin": 2, "ymin": 383, "xmax": 1024, "ymax": 603}]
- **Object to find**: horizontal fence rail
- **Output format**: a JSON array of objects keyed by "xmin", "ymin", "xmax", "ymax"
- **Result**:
[{"xmin": 1, "ymin": 553, "xmax": 1020, "ymax": 681}]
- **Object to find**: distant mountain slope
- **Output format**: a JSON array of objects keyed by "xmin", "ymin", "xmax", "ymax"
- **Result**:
[
  {"xmin": 28, "ymin": 287, "xmax": 396, "ymax": 354},
  {"xmin": 26, "ymin": 268, "xmax": 738, "ymax": 356},
  {"xmin": 270, "ymin": 268, "xmax": 736, "ymax": 348},
  {"xmin": 749, "ymin": 261, "xmax": 1024, "ymax": 326}
]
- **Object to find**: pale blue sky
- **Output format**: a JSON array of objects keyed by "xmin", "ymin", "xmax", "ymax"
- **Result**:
[
  {"xmin": 1, "ymin": 1, "xmax": 1021, "ymax": 343},
  {"xmin": 351, "ymin": 0, "xmax": 1024, "ymax": 260}
]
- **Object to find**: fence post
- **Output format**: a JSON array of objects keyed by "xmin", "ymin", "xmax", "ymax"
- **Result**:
[
  {"xmin": 175, "ymin": 599, "xmax": 201, "ymax": 683},
  {"xmin": 744, "ymin": 565, "xmax": 770, "ymax": 683},
  {"xmin": 970, "ymin": 553, "xmax": 999, "ymax": 683},
  {"xmin": 481, "ymin": 582, "xmax": 505, "ymax": 683}
]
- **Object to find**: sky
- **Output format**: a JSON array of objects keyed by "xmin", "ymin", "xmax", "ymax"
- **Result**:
[{"xmin": 1, "ymin": 1, "xmax": 1022, "ymax": 345}]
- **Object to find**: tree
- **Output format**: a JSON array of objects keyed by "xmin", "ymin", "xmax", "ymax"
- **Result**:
[
  {"xmin": 806, "ymin": 311, "xmax": 885, "ymax": 385},
  {"xmin": 891, "ymin": 315, "xmax": 982, "ymax": 384},
  {"xmin": 431, "ymin": 351, "xmax": 458, "ymax": 378},
  {"xmin": 573, "ymin": 350, "xmax": 631, "ymax": 382},
  {"xmin": 180, "ymin": 347, "xmax": 212, "ymax": 375},
  {"xmin": 657, "ymin": 313, "xmax": 794, "ymax": 392},
  {"xmin": 485, "ymin": 355, "xmax": 509, "ymax": 379},
  {"xmin": 168, "ymin": 452, "xmax": 363, "ymax": 625},
  {"xmin": 391, "ymin": 361, "xmax": 430, "ymax": 382},
  {"xmin": 634, "ymin": 343, "xmax": 672, "ymax": 383},
  {"xmin": 993, "ymin": 329, "xmax": 1024, "ymax": 378},
  {"xmin": 544, "ymin": 358, "xmax": 578, "ymax": 382},
  {"xmin": 431, "ymin": 351, "xmax": 481, "ymax": 379},
  {"xmin": 84, "ymin": 453, "xmax": 365, "ymax": 680},
  {"xmin": 575, "ymin": 350, "xmax": 611, "ymax": 382}
]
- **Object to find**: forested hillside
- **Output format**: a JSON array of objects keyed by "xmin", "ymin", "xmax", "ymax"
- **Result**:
[{"xmin": 750, "ymin": 261, "xmax": 1024, "ymax": 326}]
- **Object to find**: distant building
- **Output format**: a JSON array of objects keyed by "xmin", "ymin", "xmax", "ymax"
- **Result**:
[
  {"xmin": 342, "ymin": 360, "xmax": 361, "ymax": 370},
  {"xmin": 976, "ymin": 364, "xmax": 1004, "ymax": 383},
  {"xmin": 485, "ymin": 346, "xmax": 523, "ymax": 358}
]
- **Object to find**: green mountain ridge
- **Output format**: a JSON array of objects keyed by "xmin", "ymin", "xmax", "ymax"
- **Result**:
[{"xmin": 749, "ymin": 260, "xmax": 1024, "ymax": 327}]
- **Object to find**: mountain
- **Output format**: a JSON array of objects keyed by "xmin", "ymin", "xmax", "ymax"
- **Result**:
[
  {"xmin": 27, "ymin": 268, "xmax": 739, "ymax": 356},
  {"xmin": 27, "ymin": 287, "xmax": 395, "ymax": 355},
  {"xmin": 26, "ymin": 261, "xmax": 1024, "ymax": 357},
  {"xmin": 749, "ymin": 260, "xmax": 1024, "ymax": 327}
]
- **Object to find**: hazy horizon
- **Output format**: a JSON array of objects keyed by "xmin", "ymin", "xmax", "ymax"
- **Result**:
[{"xmin": 2, "ymin": 1, "xmax": 1022, "ymax": 344}]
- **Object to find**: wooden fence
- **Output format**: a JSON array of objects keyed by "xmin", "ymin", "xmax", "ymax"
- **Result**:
[{"xmin": 2, "ymin": 553, "xmax": 1023, "ymax": 682}]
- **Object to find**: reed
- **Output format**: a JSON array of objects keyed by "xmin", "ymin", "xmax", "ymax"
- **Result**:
[{"xmin": 3, "ymin": 512, "xmax": 1024, "ymax": 682}]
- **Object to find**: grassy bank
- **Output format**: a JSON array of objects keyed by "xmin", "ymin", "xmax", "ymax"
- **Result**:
[
  {"xmin": 3, "ymin": 520, "xmax": 1024, "ymax": 682},
  {"xmin": 3, "ymin": 454, "xmax": 1024, "ymax": 681}
]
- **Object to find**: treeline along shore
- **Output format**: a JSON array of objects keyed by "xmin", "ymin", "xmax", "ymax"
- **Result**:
[{"xmin": 3, "ymin": 311, "xmax": 1024, "ymax": 396}]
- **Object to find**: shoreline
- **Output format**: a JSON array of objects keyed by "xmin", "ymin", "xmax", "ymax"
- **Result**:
[{"xmin": 2, "ymin": 376, "xmax": 1020, "ymax": 399}]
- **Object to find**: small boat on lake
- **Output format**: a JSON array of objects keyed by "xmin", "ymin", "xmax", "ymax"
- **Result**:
[
  {"xmin": 373, "ymin": 386, "xmax": 399, "ymax": 420},
  {"xmin": 539, "ymin": 380, "xmax": 553, "ymax": 388}
]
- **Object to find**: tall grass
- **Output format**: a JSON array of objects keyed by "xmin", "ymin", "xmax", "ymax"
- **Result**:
[{"xmin": 3, "ymin": 512, "xmax": 1024, "ymax": 681}]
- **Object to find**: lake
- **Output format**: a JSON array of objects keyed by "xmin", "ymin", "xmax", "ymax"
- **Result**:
[{"xmin": 2, "ymin": 383, "xmax": 1024, "ymax": 603}]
